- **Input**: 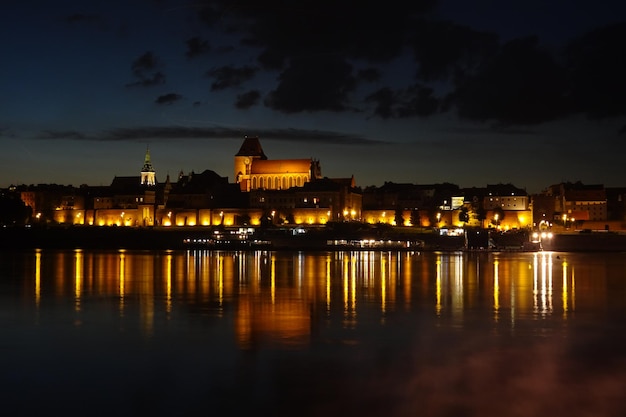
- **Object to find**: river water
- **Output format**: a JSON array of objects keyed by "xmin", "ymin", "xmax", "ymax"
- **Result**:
[{"xmin": 2, "ymin": 249, "xmax": 626, "ymax": 416}]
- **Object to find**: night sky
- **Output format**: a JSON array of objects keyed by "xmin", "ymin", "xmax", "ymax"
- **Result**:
[{"xmin": 1, "ymin": 0, "xmax": 625, "ymax": 193}]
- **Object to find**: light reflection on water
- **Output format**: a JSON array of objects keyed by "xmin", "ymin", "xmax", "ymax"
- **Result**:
[{"xmin": 2, "ymin": 249, "xmax": 626, "ymax": 416}]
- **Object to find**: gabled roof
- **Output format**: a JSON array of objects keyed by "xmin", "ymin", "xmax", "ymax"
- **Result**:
[
  {"xmin": 235, "ymin": 136, "xmax": 268, "ymax": 159},
  {"xmin": 250, "ymin": 159, "xmax": 311, "ymax": 174}
]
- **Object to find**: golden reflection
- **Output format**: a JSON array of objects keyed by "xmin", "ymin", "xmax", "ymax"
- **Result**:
[
  {"xmin": 404, "ymin": 252, "xmax": 412, "ymax": 308},
  {"xmin": 451, "ymin": 253, "xmax": 463, "ymax": 316},
  {"xmin": 218, "ymin": 254, "xmax": 224, "ymax": 311},
  {"xmin": 119, "ymin": 251, "xmax": 125, "ymax": 315},
  {"xmin": 533, "ymin": 253, "xmax": 538, "ymax": 313},
  {"xmin": 494, "ymin": 259, "xmax": 500, "ymax": 318},
  {"xmin": 166, "ymin": 253, "xmax": 172, "ymax": 314},
  {"xmin": 326, "ymin": 256, "xmax": 331, "ymax": 312},
  {"xmin": 572, "ymin": 268, "xmax": 576, "ymax": 311},
  {"xmin": 381, "ymin": 254, "xmax": 387, "ymax": 314},
  {"xmin": 18, "ymin": 250, "xmax": 602, "ymax": 347},
  {"xmin": 271, "ymin": 255, "xmax": 276, "ymax": 305},
  {"xmin": 436, "ymin": 255, "xmax": 442, "ymax": 315},
  {"xmin": 74, "ymin": 249, "xmax": 83, "ymax": 313},
  {"xmin": 343, "ymin": 255, "xmax": 349, "ymax": 315},
  {"xmin": 533, "ymin": 252, "xmax": 554, "ymax": 316},
  {"xmin": 35, "ymin": 249, "xmax": 41, "ymax": 306},
  {"xmin": 562, "ymin": 260, "xmax": 568, "ymax": 315},
  {"xmin": 548, "ymin": 254, "xmax": 553, "ymax": 313},
  {"xmin": 351, "ymin": 254, "xmax": 357, "ymax": 314}
]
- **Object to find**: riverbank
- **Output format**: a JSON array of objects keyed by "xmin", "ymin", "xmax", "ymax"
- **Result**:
[{"xmin": 2, "ymin": 225, "xmax": 626, "ymax": 252}]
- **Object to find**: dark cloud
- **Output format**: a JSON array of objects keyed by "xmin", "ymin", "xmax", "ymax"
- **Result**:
[
  {"xmin": 365, "ymin": 88, "xmax": 395, "ymax": 119},
  {"xmin": 265, "ymin": 56, "xmax": 356, "ymax": 113},
  {"xmin": 235, "ymin": 90, "xmax": 261, "ymax": 109},
  {"xmin": 127, "ymin": 51, "xmax": 165, "ymax": 87},
  {"xmin": 566, "ymin": 22, "xmax": 626, "ymax": 119},
  {"xmin": 357, "ymin": 68, "xmax": 382, "ymax": 83},
  {"xmin": 451, "ymin": 36, "xmax": 568, "ymax": 125},
  {"xmin": 396, "ymin": 84, "xmax": 440, "ymax": 117},
  {"xmin": 116, "ymin": 3, "xmax": 625, "ymax": 128},
  {"xmin": 206, "ymin": 65, "xmax": 258, "ymax": 91},
  {"xmin": 230, "ymin": 1, "xmax": 438, "ymax": 67},
  {"xmin": 185, "ymin": 36, "xmax": 210, "ymax": 59},
  {"xmin": 410, "ymin": 20, "xmax": 500, "ymax": 83},
  {"xmin": 131, "ymin": 51, "xmax": 159, "ymax": 75},
  {"xmin": 126, "ymin": 72, "xmax": 165, "ymax": 87},
  {"xmin": 366, "ymin": 85, "xmax": 439, "ymax": 119},
  {"xmin": 154, "ymin": 93, "xmax": 183, "ymax": 105}
]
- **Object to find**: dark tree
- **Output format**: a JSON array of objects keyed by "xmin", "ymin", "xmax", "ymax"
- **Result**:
[
  {"xmin": 475, "ymin": 207, "xmax": 487, "ymax": 228},
  {"xmin": 458, "ymin": 207, "xmax": 470, "ymax": 225},
  {"xmin": 0, "ymin": 195, "xmax": 31, "ymax": 225},
  {"xmin": 410, "ymin": 209, "xmax": 421, "ymax": 227},
  {"xmin": 260, "ymin": 212, "xmax": 273, "ymax": 228},
  {"xmin": 394, "ymin": 208, "xmax": 404, "ymax": 226}
]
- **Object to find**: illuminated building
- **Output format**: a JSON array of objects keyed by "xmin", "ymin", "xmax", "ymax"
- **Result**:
[
  {"xmin": 249, "ymin": 176, "xmax": 362, "ymax": 224},
  {"xmin": 234, "ymin": 136, "xmax": 322, "ymax": 192}
]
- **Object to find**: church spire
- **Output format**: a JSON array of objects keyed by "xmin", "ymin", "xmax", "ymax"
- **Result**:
[{"xmin": 141, "ymin": 145, "xmax": 156, "ymax": 186}]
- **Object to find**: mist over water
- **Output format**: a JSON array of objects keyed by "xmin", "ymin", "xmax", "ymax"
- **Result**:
[{"xmin": 1, "ymin": 250, "xmax": 626, "ymax": 416}]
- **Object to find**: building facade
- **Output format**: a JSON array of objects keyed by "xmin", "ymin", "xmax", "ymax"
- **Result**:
[{"xmin": 234, "ymin": 136, "xmax": 322, "ymax": 192}]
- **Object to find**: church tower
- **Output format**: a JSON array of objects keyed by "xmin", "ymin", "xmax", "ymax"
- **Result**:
[
  {"xmin": 141, "ymin": 146, "xmax": 156, "ymax": 186},
  {"xmin": 234, "ymin": 136, "xmax": 267, "ymax": 191}
]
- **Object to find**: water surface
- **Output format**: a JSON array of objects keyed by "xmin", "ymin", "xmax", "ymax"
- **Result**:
[{"xmin": 1, "ymin": 249, "xmax": 626, "ymax": 416}]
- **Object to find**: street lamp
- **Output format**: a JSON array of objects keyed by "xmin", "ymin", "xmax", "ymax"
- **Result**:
[
  {"xmin": 531, "ymin": 231, "xmax": 553, "ymax": 250},
  {"xmin": 436, "ymin": 212, "xmax": 441, "ymax": 227}
]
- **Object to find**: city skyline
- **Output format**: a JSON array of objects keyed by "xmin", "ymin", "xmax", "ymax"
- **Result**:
[{"xmin": 1, "ymin": 1, "xmax": 625, "ymax": 193}]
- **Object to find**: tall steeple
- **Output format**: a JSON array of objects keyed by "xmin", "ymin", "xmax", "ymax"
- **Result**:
[{"xmin": 141, "ymin": 145, "xmax": 156, "ymax": 186}]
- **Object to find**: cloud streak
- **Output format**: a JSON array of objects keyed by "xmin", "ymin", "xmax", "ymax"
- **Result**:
[{"xmin": 37, "ymin": 126, "xmax": 389, "ymax": 146}]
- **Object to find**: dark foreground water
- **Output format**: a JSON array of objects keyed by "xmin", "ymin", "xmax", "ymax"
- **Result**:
[{"xmin": 2, "ymin": 249, "xmax": 626, "ymax": 417}]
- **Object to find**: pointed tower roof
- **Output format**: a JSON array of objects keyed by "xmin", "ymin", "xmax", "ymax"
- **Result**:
[
  {"xmin": 142, "ymin": 146, "xmax": 155, "ymax": 172},
  {"xmin": 235, "ymin": 136, "xmax": 268, "ymax": 159}
]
